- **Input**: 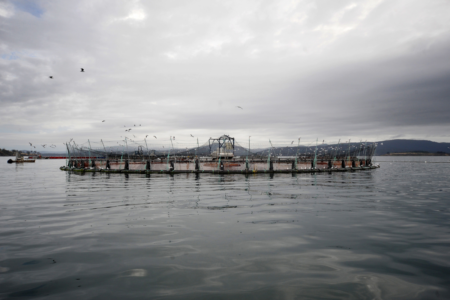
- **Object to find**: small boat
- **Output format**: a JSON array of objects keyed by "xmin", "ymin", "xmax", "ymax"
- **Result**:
[{"xmin": 7, "ymin": 152, "xmax": 35, "ymax": 164}]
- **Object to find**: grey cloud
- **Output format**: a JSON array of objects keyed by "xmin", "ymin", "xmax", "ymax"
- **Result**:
[{"xmin": 1, "ymin": 0, "xmax": 450, "ymax": 151}]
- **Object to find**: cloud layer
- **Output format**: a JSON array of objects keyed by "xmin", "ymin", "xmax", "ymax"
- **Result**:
[{"xmin": 1, "ymin": 0, "xmax": 450, "ymax": 151}]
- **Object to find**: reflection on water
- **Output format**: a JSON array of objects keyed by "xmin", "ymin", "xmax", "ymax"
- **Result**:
[{"xmin": 0, "ymin": 157, "xmax": 449, "ymax": 299}]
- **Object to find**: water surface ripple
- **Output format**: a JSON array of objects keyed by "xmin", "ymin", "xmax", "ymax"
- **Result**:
[{"xmin": 0, "ymin": 157, "xmax": 449, "ymax": 299}]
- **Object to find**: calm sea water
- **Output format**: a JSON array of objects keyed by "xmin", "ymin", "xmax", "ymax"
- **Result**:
[{"xmin": 1, "ymin": 156, "xmax": 449, "ymax": 299}]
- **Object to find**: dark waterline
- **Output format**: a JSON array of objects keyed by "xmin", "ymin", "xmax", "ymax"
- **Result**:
[{"xmin": 1, "ymin": 157, "xmax": 449, "ymax": 299}]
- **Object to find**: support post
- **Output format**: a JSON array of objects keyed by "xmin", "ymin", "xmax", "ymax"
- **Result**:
[
  {"xmin": 268, "ymin": 139, "xmax": 273, "ymax": 171},
  {"xmin": 144, "ymin": 138, "xmax": 149, "ymax": 160},
  {"xmin": 166, "ymin": 149, "xmax": 171, "ymax": 171},
  {"xmin": 347, "ymin": 139, "xmax": 351, "ymax": 164},
  {"xmin": 101, "ymin": 139, "xmax": 108, "ymax": 160},
  {"xmin": 65, "ymin": 143, "xmax": 71, "ymax": 167},
  {"xmin": 125, "ymin": 137, "xmax": 129, "ymax": 160},
  {"xmin": 88, "ymin": 139, "xmax": 92, "ymax": 167},
  {"xmin": 313, "ymin": 138, "xmax": 318, "ymax": 169}
]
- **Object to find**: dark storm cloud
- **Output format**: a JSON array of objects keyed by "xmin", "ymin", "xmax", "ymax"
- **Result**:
[
  {"xmin": 1, "ymin": 0, "xmax": 450, "ymax": 151},
  {"xmin": 275, "ymin": 37, "xmax": 450, "ymax": 131}
]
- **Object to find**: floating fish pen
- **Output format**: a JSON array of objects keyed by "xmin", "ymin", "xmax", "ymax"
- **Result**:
[{"xmin": 60, "ymin": 135, "xmax": 379, "ymax": 174}]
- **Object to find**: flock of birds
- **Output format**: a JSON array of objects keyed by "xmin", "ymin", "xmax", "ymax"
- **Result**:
[
  {"xmin": 44, "ymin": 67, "xmax": 247, "ymax": 150},
  {"xmin": 49, "ymin": 68, "xmax": 84, "ymax": 79},
  {"xmin": 28, "ymin": 142, "xmax": 56, "ymax": 149}
]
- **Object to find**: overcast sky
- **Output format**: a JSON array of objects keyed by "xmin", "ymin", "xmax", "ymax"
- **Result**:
[{"xmin": 1, "ymin": 0, "xmax": 450, "ymax": 151}]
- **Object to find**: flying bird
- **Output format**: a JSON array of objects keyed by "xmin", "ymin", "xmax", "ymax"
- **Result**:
[
  {"xmin": 237, "ymin": 106, "xmax": 243, "ymax": 109},
  {"xmin": 49, "ymin": 76, "xmax": 53, "ymax": 79},
  {"xmin": 42, "ymin": 145, "xmax": 46, "ymax": 148},
  {"xmin": 81, "ymin": 68, "xmax": 84, "ymax": 72},
  {"xmin": 291, "ymin": 141, "xmax": 294, "ymax": 145},
  {"xmin": 154, "ymin": 136, "xmax": 157, "ymax": 139},
  {"xmin": 146, "ymin": 135, "xmax": 148, "ymax": 138},
  {"xmin": 139, "ymin": 124, "xmax": 141, "ymax": 126},
  {"xmin": 29, "ymin": 142, "xmax": 32, "ymax": 146},
  {"xmin": 133, "ymin": 135, "xmax": 136, "ymax": 138},
  {"xmin": 190, "ymin": 134, "xmax": 194, "ymax": 137},
  {"xmin": 102, "ymin": 120, "xmax": 105, "ymax": 122},
  {"xmin": 134, "ymin": 124, "xmax": 136, "ymax": 127}
]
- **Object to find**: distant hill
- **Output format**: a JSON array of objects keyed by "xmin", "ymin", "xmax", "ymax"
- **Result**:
[
  {"xmin": 374, "ymin": 140, "xmax": 450, "ymax": 155},
  {"xmin": 251, "ymin": 139, "xmax": 450, "ymax": 157},
  {"xmin": 0, "ymin": 148, "xmax": 14, "ymax": 156}
]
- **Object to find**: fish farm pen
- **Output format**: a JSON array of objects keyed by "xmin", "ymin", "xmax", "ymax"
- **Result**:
[{"xmin": 60, "ymin": 135, "xmax": 380, "ymax": 174}]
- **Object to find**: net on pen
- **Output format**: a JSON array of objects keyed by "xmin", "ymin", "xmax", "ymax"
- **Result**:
[{"xmin": 64, "ymin": 136, "xmax": 378, "ymax": 163}]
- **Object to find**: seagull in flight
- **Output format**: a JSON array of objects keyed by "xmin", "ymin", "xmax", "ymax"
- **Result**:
[
  {"xmin": 102, "ymin": 120, "xmax": 105, "ymax": 122},
  {"xmin": 49, "ymin": 76, "xmax": 53, "ymax": 79},
  {"xmin": 190, "ymin": 134, "xmax": 194, "ymax": 137},
  {"xmin": 291, "ymin": 141, "xmax": 294, "ymax": 145},
  {"xmin": 42, "ymin": 144, "xmax": 46, "ymax": 148},
  {"xmin": 146, "ymin": 135, "xmax": 148, "ymax": 138},
  {"xmin": 81, "ymin": 68, "xmax": 84, "ymax": 72},
  {"xmin": 237, "ymin": 106, "xmax": 243, "ymax": 109},
  {"xmin": 154, "ymin": 136, "xmax": 157, "ymax": 139},
  {"xmin": 29, "ymin": 142, "xmax": 32, "ymax": 146}
]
